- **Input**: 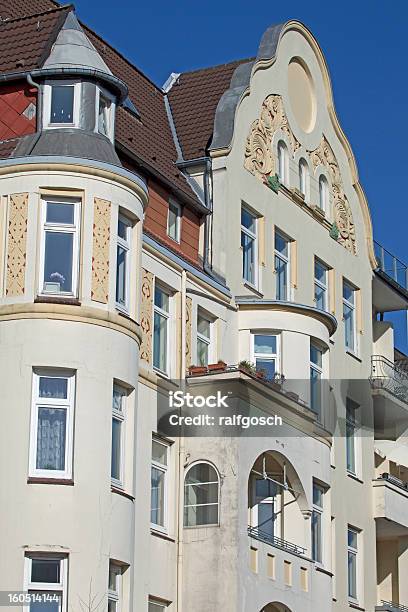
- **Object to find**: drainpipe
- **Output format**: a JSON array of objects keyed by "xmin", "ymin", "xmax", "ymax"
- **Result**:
[{"xmin": 26, "ymin": 74, "xmax": 42, "ymax": 153}]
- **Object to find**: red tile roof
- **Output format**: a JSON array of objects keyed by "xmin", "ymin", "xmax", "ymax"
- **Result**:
[{"xmin": 168, "ymin": 59, "xmax": 252, "ymax": 160}]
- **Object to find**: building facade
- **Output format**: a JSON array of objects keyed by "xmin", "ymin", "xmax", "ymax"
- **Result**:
[{"xmin": 0, "ymin": 3, "xmax": 407, "ymax": 612}]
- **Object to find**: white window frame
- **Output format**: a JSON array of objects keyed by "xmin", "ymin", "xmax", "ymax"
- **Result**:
[
  {"xmin": 115, "ymin": 213, "xmax": 132, "ymax": 313},
  {"xmin": 251, "ymin": 333, "xmax": 280, "ymax": 380},
  {"xmin": 184, "ymin": 461, "xmax": 220, "ymax": 528},
  {"xmin": 314, "ymin": 258, "xmax": 329, "ymax": 311},
  {"xmin": 24, "ymin": 554, "xmax": 68, "ymax": 612},
  {"xmin": 153, "ymin": 283, "xmax": 171, "ymax": 376},
  {"xmin": 108, "ymin": 561, "xmax": 122, "ymax": 612},
  {"xmin": 299, "ymin": 158, "xmax": 309, "ymax": 201},
  {"xmin": 148, "ymin": 600, "xmax": 168, "ymax": 612},
  {"xmin": 241, "ymin": 206, "xmax": 258, "ymax": 288},
  {"xmin": 277, "ymin": 140, "xmax": 289, "ymax": 186},
  {"xmin": 310, "ymin": 343, "xmax": 323, "ymax": 419},
  {"xmin": 29, "ymin": 369, "xmax": 75, "ymax": 480},
  {"xmin": 39, "ymin": 197, "xmax": 81, "ymax": 298},
  {"xmin": 343, "ymin": 280, "xmax": 357, "ymax": 353},
  {"xmin": 151, "ymin": 438, "xmax": 169, "ymax": 533},
  {"xmin": 167, "ymin": 199, "xmax": 182, "ymax": 243},
  {"xmin": 196, "ymin": 310, "xmax": 214, "ymax": 366},
  {"xmin": 96, "ymin": 86, "xmax": 115, "ymax": 141},
  {"xmin": 347, "ymin": 527, "xmax": 359, "ymax": 602},
  {"xmin": 346, "ymin": 399, "xmax": 359, "ymax": 476},
  {"xmin": 318, "ymin": 175, "xmax": 329, "ymax": 213},
  {"xmin": 111, "ymin": 383, "xmax": 126, "ymax": 489},
  {"xmin": 43, "ymin": 80, "xmax": 81, "ymax": 129},
  {"xmin": 274, "ymin": 230, "xmax": 291, "ymax": 301},
  {"xmin": 312, "ymin": 482, "xmax": 324, "ymax": 564}
]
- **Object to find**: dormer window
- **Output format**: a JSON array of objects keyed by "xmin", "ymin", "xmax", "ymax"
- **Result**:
[
  {"xmin": 44, "ymin": 81, "xmax": 81, "ymax": 128},
  {"xmin": 97, "ymin": 88, "xmax": 115, "ymax": 140}
]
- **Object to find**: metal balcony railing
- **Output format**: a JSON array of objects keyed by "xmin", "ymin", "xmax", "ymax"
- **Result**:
[
  {"xmin": 378, "ymin": 472, "xmax": 408, "ymax": 492},
  {"xmin": 247, "ymin": 525, "xmax": 307, "ymax": 557},
  {"xmin": 371, "ymin": 355, "xmax": 408, "ymax": 404},
  {"xmin": 379, "ymin": 601, "xmax": 408, "ymax": 612},
  {"xmin": 374, "ymin": 240, "xmax": 408, "ymax": 294}
]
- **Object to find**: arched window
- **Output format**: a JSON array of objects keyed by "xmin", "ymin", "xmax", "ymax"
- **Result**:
[
  {"xmin": 277, "ymin": 141, "xmax": 289, "ymax": 186},
  {"xmin": 184, "ymin": 462, "xmax": 219, "ymax": 527},
  {"xmin": 299, "ymin": 158, "xmax": 309, "ymax": 201},
  {"xmin": 319, "ymin": 175, "xmax": 329, "ymax": 212}
]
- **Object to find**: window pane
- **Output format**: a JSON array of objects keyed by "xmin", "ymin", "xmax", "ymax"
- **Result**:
[
  {"xmin": 241, "ymin": 208, "xmax": 255, "ymax": 232},
  {"xmin": 50, "ymin": 86, "xmax": 74, "ymax": 123},
  {"xmin": 275, "ymin": 255, "xmax": 288, "ymax": 300},
  {"xmin": 348, "ymin": 529, "xmax": 358, "ymax": 548},
  {"xmin": 312, "ymin": 510, "xmax": 322, "ymax": 562},
  {"xmin": 315, "ymin": 261, "xmax": 327, "ymax": 283},
  {"xmin": 343, "ymin": 282, "xmax": 354, "ymax": 303},
  {"xmin": 348, "ymin": 551, "xmax": 357, "ymax": 598},
  {"xmin": 29, "ymin": 593, "xmax": 61, "ymax": 612},
  {"xmin": 36, "ymin": 408, "xmax": 66, "ymax": 471},
  {"xmin": 315, "ymin": 283, "xmax": 326, "ymax": 310},
  {"xmin": 346, "ymin": 424, "xmax": 356, "ymax": 473},
  {"xmin": 197, "ymin": 315, "xmax": 210, "ymax": 338},
  {"xmin": 185, "ymin": 482, "xmax": 219, "ymax": 506},
  {"xmin": 112, "ymin": 386, "xmax": 126, "ymax": 412},
  {"xmin": 108, "ymin": 601, "xmax": 117, "ymax": 612},
  {"xmin": 151, "ymin": 466, "xmax": 165, "ymax": 526},
  {"xmin": 313, "ymin": 484, "xmax": 323, "ymax": 507},
  {"xmin": 111, "ymin": 418, "xmax": 121, "ymax": 481},
  {"xmin": 108, "ymin": 565, "xmax": 119, "ymax": 591},
  {"xmin": 185, "ymin": 463, "xmax": 217, "ymax": 485},
  {"xmin": 44, "ymin": 232, "xmax": 73, "ymax": 293},
  {"xmin": 31, "ymin": 559, "xmax": 60, "ymax": 583},
  {"xmin": 310, "ymin": 369, "xmax": 321, "ymax": 417},
  {"xmin": 39, "ymin": 377, "xmax": 68, "ymax": 399},
  {"xmin": 310, "ymin": 345, "xmax": 322, "ymax": 367},
  {"xmin": 344, "ymin": 304, "xmax": 354, "ymax": 351},
  {"xmin": 118, "ymin": 218, "xmax": 128, "ymax": 241},
  {"xmin": 154, "ymin": 287, "xmax": 169, "ymax": 311},
  {"xmin": 168, "ymin": 203, "xmax": 179, "ymax": 240},
  {"xmin": 241, "ymin": 231, "xmax": 255, "ymax": 284},
  {"xmin": 153, "ymin": 312, "xmax": 167, "ymax": 372},
  {"xmin": 258, "ymin": 501, "xmax": 275, "ymax": 536},
  {"xmin": 184, "ymin": 503, "xmax": 218, "ymax": 527},
  {"xmin": 116, "ymin": 246, "xmax": 127, "ymax": 305},
  {"xmin": 254, "ymin": 335, "xmax": 276, "ymax": 355},
  {"xmin": 255, "ymin": 478, "xmax": 277, "ymax": 499},
  {"xmin": 98, "ymin": 96, "xmax": 109, "ymax": 136},
  {"xmin": 197, "ymin": 338, "xmax": 209, "ymax": 367},
  {"xmin": 275, "ymin": 233, "xmax": 288, "ymax": 257},
  {"xmin": 152, "ymin": 440, "xmax": 167, "ymax": 465},
  {"xmin": 255, "ymin": 358, "xmax": 276, "ymax": 381},
  {"xmin": 149, "ymin": 604, "xmax": 165, "ymax": 612},
  {"xmin": 46, "ymin": 202, "xmax": 74, "ymax": 225}
]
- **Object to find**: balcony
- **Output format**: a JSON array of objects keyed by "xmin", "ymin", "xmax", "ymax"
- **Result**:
[
  {"xmin": 248, "ymin": 526, "xmax": 307, "ymax": 558},
  {"xmin": 373, "ymin": 473, "xmax": 408, "ymax": 536},
  {"xmin": 373, "ymin": 241, "xmax": 408, "ymax": 313},
  {"xmin": 371, "ymin": 355, "xmax": 408, "ymax": 439},
  {"xmin": 376, "ymin": 601, "xmax": 408, "ymax": 612}
]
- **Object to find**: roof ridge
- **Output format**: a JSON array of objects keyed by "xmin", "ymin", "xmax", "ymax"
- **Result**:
[
  {"xmin": 0, "ymin": 3, "xmax": 72, "ymax": 25},
  {"xmin": 177, "ymin": 56, "xmax": 255, "ymax": 77}
]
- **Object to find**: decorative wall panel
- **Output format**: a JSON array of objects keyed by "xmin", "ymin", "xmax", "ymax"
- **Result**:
[
  {"xmin": 6, "ymin": 193, "xmax": 29, "ymax": 296},
  {"xmin": 91, "ymin": 198, "xmax": 111, "ymax": 303},
  {"xmin": 140, "ymin": 269, "xmax": 154, "ymax": 363},
  {"xmin": 185, "ymin": 296, "xmax": 193, "ymax": 368}
]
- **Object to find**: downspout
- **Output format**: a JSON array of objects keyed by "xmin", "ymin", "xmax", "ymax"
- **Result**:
[
  {"xmin": 177, "ymin": 270, "xmax": 187, "ymax": 612},
  {"xmin": 26, "ymin": 74, "xmax": 42, "ymax": 153}
]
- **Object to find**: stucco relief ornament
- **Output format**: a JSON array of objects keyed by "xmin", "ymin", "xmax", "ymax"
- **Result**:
[
  {"xmin": 244, "ymin": 94, "xmax": 300, "ymax": 182},
  {"xmin": 309, "ymin": 137, "xmax": 356, "ymax": 255}
]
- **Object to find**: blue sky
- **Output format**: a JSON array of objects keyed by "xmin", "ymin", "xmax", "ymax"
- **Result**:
[{"xmin": 74, "ymin": 0, "xmax": 408, "ymax": 350}]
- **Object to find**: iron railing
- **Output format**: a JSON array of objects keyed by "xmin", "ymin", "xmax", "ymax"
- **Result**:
[
  {"xmin": 378, "ymin": 472, "xmax": 408, "ymax": 492},
  {"xmin": 247, "ymin": 526, "xmax": 307, "ymax": 557},
  {"xmin": 371, "ymin": 355, "xmax": 408, "ymax": 404},
  {"xmin": 378, "ymin": 601, "xmax": 408, "ymax": 612},
  {"xmin": 374, "ymin": 240, "xmax": 408, "ymax": 293}
]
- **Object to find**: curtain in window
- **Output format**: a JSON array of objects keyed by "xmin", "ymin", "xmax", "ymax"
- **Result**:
[{"xmin": 36, "ymin": 408, "xmax": 66, "ymax": 471}]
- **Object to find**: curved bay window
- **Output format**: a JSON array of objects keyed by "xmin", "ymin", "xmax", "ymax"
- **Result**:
[{"xmin": 184, "ymin": 462, "xmax": 219, "ymax": 527}]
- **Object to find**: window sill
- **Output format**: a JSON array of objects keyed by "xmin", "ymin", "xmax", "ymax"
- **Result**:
[
  {"xmin": 349, "ymin": 602, "xmax": 364, "ymax": 611},
  {"xmin": 35, "ymin": 296, "xmax": 81, "ymax": 306},
  {"xmin": 27, "ymin": 477, "xmax": 74, "ymax": 485},
  {"xmin": 347, "ymin": 472, "xmax": 364, "ymax": 485},
  {"xmin": 111, "ymin": 486, "xmax": 135, "ymax": 501},
  {"xmin": 346, "ymin": 350, "xmax": 362, "ymax": 363},
  {"xmin": 150, "ymin": 528, "xmax": 175, "ymax": 543},
  {"xmin": 315, "ymin": 565, "xmax": 334, "ymax": 577},
  {"xmin": 243, "ymin": 281, "xmax": 263, "ymax": 297}
]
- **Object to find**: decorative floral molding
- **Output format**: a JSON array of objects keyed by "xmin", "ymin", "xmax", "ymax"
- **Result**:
[
  {"xmin": 6, "ymin": 193, "xmax": 29, "ymax": 296},
  {"xmin": 140, "ymin": 269, "xmax": 154, "ymax": 364},
  {"xmin": 309, "ymin": 137, "xmax": 356, "ymax": 254},
  {"xmin": 185, "ymin": 296, "xmax": 193, "ymax": 368},
  {"xmin": 91, "ymin": 198, "xmax": 111, "ymax": 303},
  {"xmin": 244, "ymin": 94, "xmax": 300, "ymax": 181}
]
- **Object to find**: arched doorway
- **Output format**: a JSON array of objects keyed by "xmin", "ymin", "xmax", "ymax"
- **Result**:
[{"xmin": 261, "ymin": 603, "xmax": 292, "ymax": 612}]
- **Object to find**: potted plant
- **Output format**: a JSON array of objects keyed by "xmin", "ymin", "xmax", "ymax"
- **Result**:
[
  {"xmin": 188, "ymin": 364, "xmax": 208, "ymax": 375},
  {"xmin": 238, "ymin": 360, "xmax": 256, "ymax": 375}
]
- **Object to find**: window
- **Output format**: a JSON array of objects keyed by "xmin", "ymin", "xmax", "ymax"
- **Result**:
[
  {"xmin": 277, "ymin": 141, "xmax": 289, "ymax": 185},
  {"xmin": 167, "ymin": 200, "xmax": 181, "ymax": 243},
  {"xmin": 299, "ymin": 158, "xmax": 309, "ymax": 200},
  {"xmin": 25, "ymin": 555, "xmax": 67, "ymax": 612},
  {"xmin": 310, "ymin": 343, "xmax": 323, "ymax": 419},
  {"xmin": 98, "ymin": 94, "xmax": 112, "ymax": 138},
  {"xmin": 253, "ymin": 334, "xmax": 279, "ymax": 381},
  {"xmin": 151, "ymin": 438, "xmax": 168, "ymax": 530},
  {"xmin": 116, "ymin": 214, "xmax": 132, "ymax": 310},
  {"xmin": 253, "ymin": 476, "xmax": 278, "ymax": 538},
  {"xmin": 197, "ymin": 311, "xmax": 212, "ymax": 366},
  {"xmin": 343, "ymin": 280, "xmax": 356, "ymax": 352},
  {"xmin": 184, "ymin": 462, "xmax": 219, "ymax": 527},
  {"xmin": 39, "ymin": 198, "xmax": 80, "ymax": 296},
  {"xmin": 111, "ymin": 384, "xmax": 126, "ymax": 487},
  {"xmin": 30, "ymin": 370, "xmax": 75, "ymax": 479},
  {"xmin": 274, "ymin": 231, "xmax": 290, "ymax": 301},
  {"xmin": 314, "ymin": 259, "xmax": 329, "ymax": 311},
  {"xmin": 108, "ymin": 562, "xmax": 122, "ymax": 612},
  {"xmin": 346, "ymin": 399, "xmax": 358, "ymax": 475},
  {"xmin": 347, "ymin": 527, "xmax": 358, "ymax": 600},
  {"xmin": 153, "ymin": 285, "xmax": 170, "ymax": 374},
  {"xmin": 319, "ymin": 175, "xmax": 329, "ymax": 212},
  {"xmin": 312, "ymin": 482, "xmax": 324, "ymax": 563},
  {"xmin": 148, "ymin": 601, "xmax": 167, "ymax": 612},
  {"xmin": 44, "ymin": 81, "xmax": 80, "ymax": 128},
  {"xmin": 241, "ymin": 207, "xmax": 257, "ymax": 286}
]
